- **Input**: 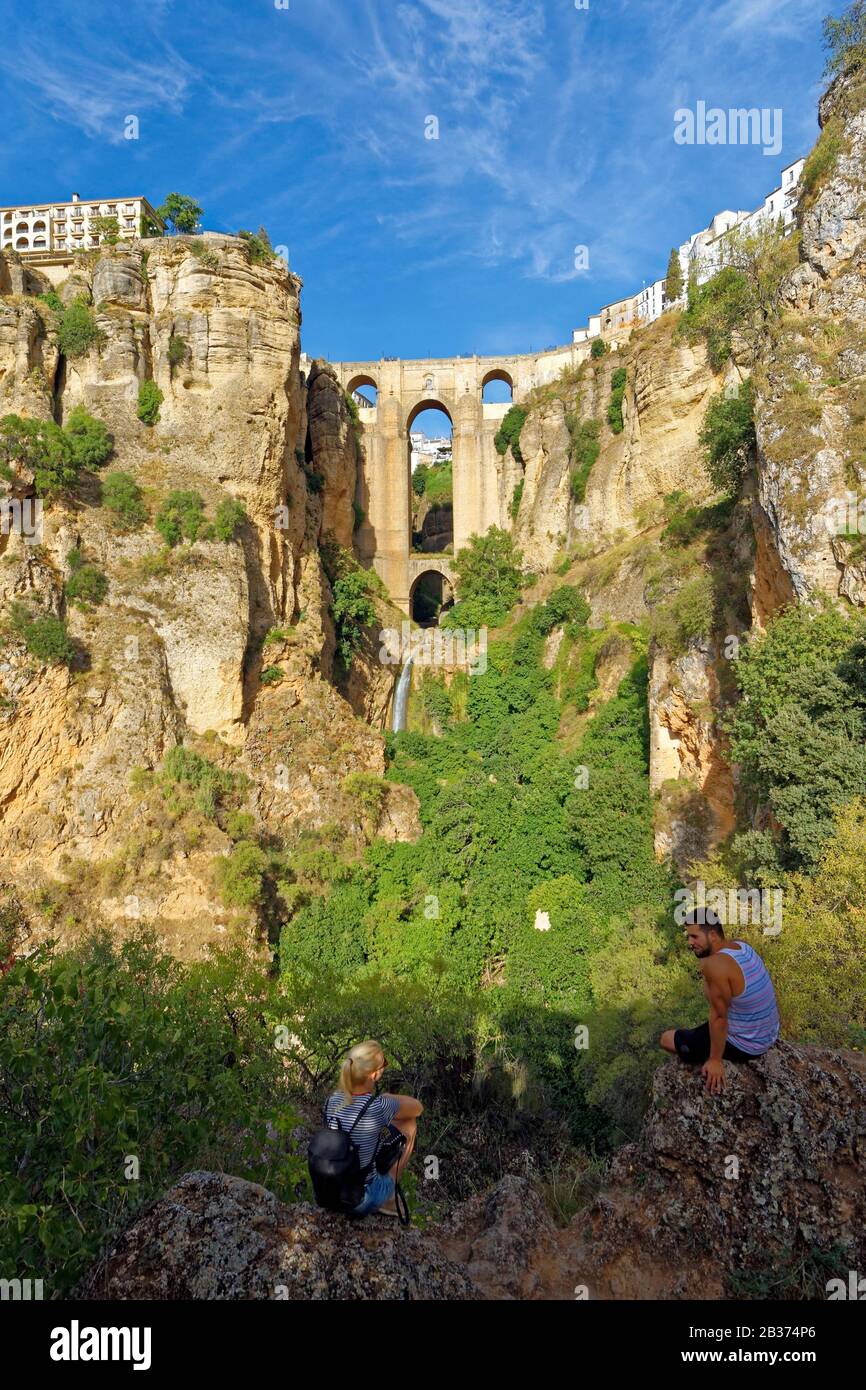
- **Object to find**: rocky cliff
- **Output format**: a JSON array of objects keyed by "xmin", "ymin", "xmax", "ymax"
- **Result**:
[
  {"xmin": 756, "ymin": 66, "xmax": 866, "ymax": 607},
  {"xmin": 0, "ymin": 237, "xmax": 415, "ymax": 958}
]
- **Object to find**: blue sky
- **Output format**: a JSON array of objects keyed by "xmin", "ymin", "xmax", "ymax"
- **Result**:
[{"xmin": 0, "ymin": 0, "xmax": 834, "ymax": 366}]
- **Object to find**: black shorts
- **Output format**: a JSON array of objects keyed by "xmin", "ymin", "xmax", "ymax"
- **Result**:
[{"xmin": 673, "ymin": 1022, "xmax": 759, "ymax": 1065}]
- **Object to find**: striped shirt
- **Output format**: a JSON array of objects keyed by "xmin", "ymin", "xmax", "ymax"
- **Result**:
[
  {"xmin": 324, "ymin": 1092, "xmax": 400, "ymax": 1171},
  {"xmin": 721, "ymin": 942, "xmax": 780, "ymax": 1055}
]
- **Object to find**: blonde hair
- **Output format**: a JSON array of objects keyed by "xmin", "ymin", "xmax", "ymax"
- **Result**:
[{"xmin": 337, "ymin": 1039, "xmax": 385, "ymax": 1104}]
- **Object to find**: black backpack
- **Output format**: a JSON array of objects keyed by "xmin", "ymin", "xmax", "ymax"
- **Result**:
[{"xmin": 308, "ymin": 1094, "xmax": 378, "ymax": 1214}]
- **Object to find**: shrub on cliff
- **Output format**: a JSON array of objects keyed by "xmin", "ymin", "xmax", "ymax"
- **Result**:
[
  {"xmin": 494, "ymin": 405, "xmax": 527, "ymax": 464},
  {"xmin": 57, "ymin": 297, "xmax": 102, "ymax": 359},
  {"xmin": 0, "ymin": 409, "xmax": 112, "ymax": 498},
  {"xmin": 699, "ymin": 379, "xmax": 756, "ymax": 493},
  {"xmin": 157, "ymin": 192, "xmax": 203, "ymax": 235},
  {"xmin": 65, "ymin": 549, "xmax": 108, "ymax": 609},
  {"xmin": 727, "ymin": 605, "xmax": 866, "ymax": 871},
  {"xmin": 155, "ymin": 490, "xmax": 206, "ymax": 546},
  {"xmin": 8, "ymin": 602, "xmax": 75, "ymax": 666},
  {"xmin": 823, "ymin": 0, "xmax": 866, "ymax": 77},
  {"xmin": 568, "ymin": 417, "xmax": 601, "ymax": 502},
  {"xmin": 102, "ymin": 471, "xmax": 147, "ymax": 527},
  {"xmin": 331, "ymin": 569, "xmax": 378, "ymax": 668},
  {"xmin": 608, "ymin": 368, "xmax": 627, "ymax": 434},
  {"xmin": 137, "ymin": 380, "xmax": 164, "ymax": 426},
  {"xmin": 214, "ymin": 497, "xmax": 247, "ymax": 541}
]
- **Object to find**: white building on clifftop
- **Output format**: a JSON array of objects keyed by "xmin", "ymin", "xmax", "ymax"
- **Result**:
[{"xmin": 0, "ymin": 193, "xmax": 162, "ymax": 257}]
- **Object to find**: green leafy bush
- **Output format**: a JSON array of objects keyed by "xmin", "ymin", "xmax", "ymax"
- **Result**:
[
  {"xmin": 568, "ymin": 418, "xmax": 601, "ymax": 502},
  {"xmin": 137, "ymin": 380, "xmax": 164, "ymax": 426},
  {"xmin": 331, "ymin": 568, "xmax": 377, "ymax": 667},
  {"xmin": 65, "ymin": 550, "xmax": 108, "ymax": 608},
  {"xmin": 649, "ymin": 574, "xmax": 716, "ymax": 657},
  {"xmin": 442, "ymin": 527, "xmax": 524, "ymax": 630},
  {"xmin": 214, "ymin": 497, "xmax": 247, "ymax": 541},
  {"xmin": 8, "ymin": 603, "xmax": 75, "ymax": 666},
  {"xmin": 494, "ymin": 406, "xmax": 528, "ymax": 464},
  {"xmin": 0, "ymin": 933, "xmax": 303, "ymax": 1295},
  {"xmin": 102, "ymin": 471, "xmax": 147, "ymax": 527},
  {"xmin": 510, "ymin": 479, "xmax": 524, "ymax": 519},
  {"xmin": 155, "ymin": 490, "xmax": 206, "ymax": 546},
  {"xmin": 216, "ymin": 840, "xmax": 268, "ymax": 908},
  {"xmin": 159, "ymin": 745, "xmax": 239, "ymax": 818},
  {"xmin": 57, "ymin": 298, "xmax": 101, "ymax": 359},
  {"xmin": 168, "ymin": 335, "xmax": 188, "ymax": 369},
  {"xmin": 0, "ymin": 409, "xmax": 112, "ymax": 498},
  {"xmin": 698, "ymin": 380, "xmax": 756, "ymax": 494},
  {"xmin": 64, "ymin": 405, "xmax": 113, "ymax": 470},
  {"xmin": 532, "ymin": 585, "xmax": 590, "ymax": 636},
  {"xmin": 590, "ymin": 338, "xmax": 607, "ymax": 359},
  {"xmin": 608, "ymin": 368, "xmax": 627, "ymax": 434}
]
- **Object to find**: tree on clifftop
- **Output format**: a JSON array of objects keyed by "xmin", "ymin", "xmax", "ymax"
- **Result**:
[
  {"xmin": 823, "ymin": 0, "xmax": 866, "ymax": 77},
  {"xmin": 157, "ymin": 193, "xmax": 203, "ymax": 235},
  {"xmin": 665, "ymin": 248, "xmax": 683, "ymax": 304}
]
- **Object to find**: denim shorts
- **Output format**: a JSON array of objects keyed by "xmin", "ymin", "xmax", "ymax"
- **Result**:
[{"xmin": 351, "ymin": 1171, "xmax": 395, "ymax": 1216}]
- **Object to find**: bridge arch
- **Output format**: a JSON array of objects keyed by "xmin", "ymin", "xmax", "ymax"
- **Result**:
[
  {"xmin": 346, "ymin": 373, "xmax": 378, "ymax": 407},
  {"xmin": 406, "ymin": 397, "xmax": 453, "ymax": 433},
  {"xmin": 481, "ymin": 368, "xmax": 514, "ymax": 402},
  {"xmin": 409, "ymin": 561, "xmax": 455, "ymax": 625}
]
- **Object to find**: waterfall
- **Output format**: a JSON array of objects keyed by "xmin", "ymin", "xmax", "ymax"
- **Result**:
[{"xmin": 392, "ymin": 655, "xmax": 414, "ymax": 733}]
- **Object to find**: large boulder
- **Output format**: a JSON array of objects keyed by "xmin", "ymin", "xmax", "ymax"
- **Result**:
[
  {"xmin": 81, "ymin": 1170, "xmax": 474, "ymax": 1301},
  {"xmin": 578, "ymin": 1042, "xmax": 866, "ymax": 1299}
]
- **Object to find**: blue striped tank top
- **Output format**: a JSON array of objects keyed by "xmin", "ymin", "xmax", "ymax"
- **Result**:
[{"xmin": 720, "ymin": 941, "xmax": 780, "ymax": 1055}]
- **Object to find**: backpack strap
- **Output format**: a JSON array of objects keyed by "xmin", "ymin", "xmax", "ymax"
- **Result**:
[{"xmin": 324, "ymin": 1091, "xmax": 378, "ymax": 1133}]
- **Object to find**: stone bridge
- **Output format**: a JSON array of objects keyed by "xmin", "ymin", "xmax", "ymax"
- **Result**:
[{"xmin": 332, "ymin": 342, "xmax": 590, "ymax": 614}]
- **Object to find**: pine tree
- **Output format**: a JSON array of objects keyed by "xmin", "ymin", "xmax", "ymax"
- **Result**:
[{"xmin": 665, "ymin": 247, "xmax": 684, "ymax": 305}]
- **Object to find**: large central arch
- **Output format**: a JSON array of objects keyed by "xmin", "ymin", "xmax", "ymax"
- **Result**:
[{"xmin": 333, "ymin": 341, "xmax": 590, "ymax": 612}]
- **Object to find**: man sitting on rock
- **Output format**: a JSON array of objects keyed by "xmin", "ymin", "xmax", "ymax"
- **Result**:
[{"xmin": 660, "ymin": 909, "xmax": 780, "ymax": 1094}]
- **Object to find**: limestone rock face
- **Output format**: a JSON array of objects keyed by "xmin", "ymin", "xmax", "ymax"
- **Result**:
[
  {"xmin": 82, "ymin": 1170, "xmax": 474, "ymax": 1301},
  {"xmin": 756, "ymin": 68, "xmax": 866, "ymax": 606},
  {"xmin": 514, "ymin": 321, "xmax": 722, "ymax": 571},
  {"xmin": 649, "ymin": 640, "xmax": 736, "ymax": 869},
  {"xmin": 0, "ymin": 237, "xmax": 408, "ymax": 954},
  {"xmin": 580, "ymin": 1043, "xmax": 866, "ymax": 1299}
]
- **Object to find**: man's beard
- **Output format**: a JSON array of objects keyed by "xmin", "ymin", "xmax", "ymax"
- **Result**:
[{"xmin": 694, "ymin": 944, "xmax": 712, "ymax": 959}]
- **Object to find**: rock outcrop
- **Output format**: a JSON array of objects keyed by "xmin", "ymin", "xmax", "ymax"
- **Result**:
[
  {"xmin": 578, "ymin": 1042, "xmax": 866, "ymax": 1299},
  {"xmin": 81, "ymin": 1170, "xmax": 474, "ymax": 1301}
]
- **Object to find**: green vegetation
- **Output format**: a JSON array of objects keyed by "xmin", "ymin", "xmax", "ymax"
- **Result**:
[
  {"xmin": 800, "ymin": 117, "xmax": 847, "ymax": 208},
  {"xmin": 494, "ymin": 405, "xmax": 528, "ymax": 464},
  {"xmin": 189, "ymin": 240, "xmax": 220, "ymax": 270},
  {"xmin": 57, "ymin": 298, "xmax": 102, "ymax": 359},
  {"xmin": 38, "ymin": 290, "xmax": 63, "ymax": 313},
  {"xmin": 102, "ymin": 471, "xmax": 147, "ymax": 528},
  {"xmin": 590, "ymin": 338, "xmax": 607, "ymax": 359},
  {"xmin": 0, "ymin": 932, "xmax": 305, "ymax": 1295},
  {"xmin": 7, "ymin": 602, "xmax": 75, "ymax": 666},
  {"xmin": 823, "ymin": 0, "xmax": 866, "ymax": 77},
  {"xmin": 608, "ymin": 368, "xmax": 627, "ymax": 434},
  {"xmin": 157, "ymin": 193, "xmax": 203, "ymax": 235},
  {"xmin": 159, "ymin": 745, "xmax": 241, "ymax": 819},
  {"xmin": 137, "ymin": 380, "xmax": 164, "ymax": 426},
  {"xmin": 442, "ymin": 527, "xmax": 524, "ymax": 630},
  {"xmin": 168, "ymin": 335, "xmax": 188, "ymax": 370},
  {"xmin": 678, "ymin": 223, "xmax": 799, "ymax": 370},
  {"xmin": 238, "ymin": 228, "xmax": 274, "ymax": 265},
  {"xmin": 510, "ymin": 479, "xmax": 524, "ymax": 519},
  {"xmin": 0, "ymin": 408, "xmax": 112, "ymax": 498},
  {"xmin": 649, "ymin": 573, "xmax": 716, "ymax": 658},
  {"xmin": 155, "ymin": 490, "xmax": 206, "ymax": 546},
  {"xmin": 699, "ymin": 379, "xmax": 757, "ymax": 493},
  {"xmin": 665, "ymin": 247, "xmax": 684, "ymax": 303},
  {"xmin": 331, "ymin": 570, "xmax": 377, "ymax": 667},
  {"xmin": 92, "ymin": 215, "xmax": 120, "ymax": 246},
  {"xmin": 726, "ymin": 605, "xmax": 866, "ymax": 873},
  {"xmin": 568, "ymin": 417, "xmax": 601, "ymax": 503},
  {"xmin": 531, "ymin": 585, "xmax": 591, "ymax": 637},
  {"xmin": 65, "ymin": 549, "xmax": 108, "ymax": 609},
  {"xmin": 214, "ymin": 497, "xmax": 247, "ymax": 541},
  {"xmin": 260, "ymin": 665, "xmax": 284, "ymax": 686}
]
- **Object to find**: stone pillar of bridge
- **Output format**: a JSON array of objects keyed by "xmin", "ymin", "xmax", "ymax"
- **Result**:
[
  {"xmin": 365, "ymin": 393, "xmax": 411, "ymax": 612},
  {"xmin": 452, "ymin": 392, "xmax": 484, "ymax": 554}
]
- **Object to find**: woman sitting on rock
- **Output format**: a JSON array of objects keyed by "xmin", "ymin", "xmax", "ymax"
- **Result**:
[{"xmin": 320, "ymin": 1039, "xmax": 422, "ymax": 1218}]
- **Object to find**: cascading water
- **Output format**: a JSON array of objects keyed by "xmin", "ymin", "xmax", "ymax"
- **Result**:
[{"xmin": 391, "ymin": 654, "xmax": 414, "ymax": 733}]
